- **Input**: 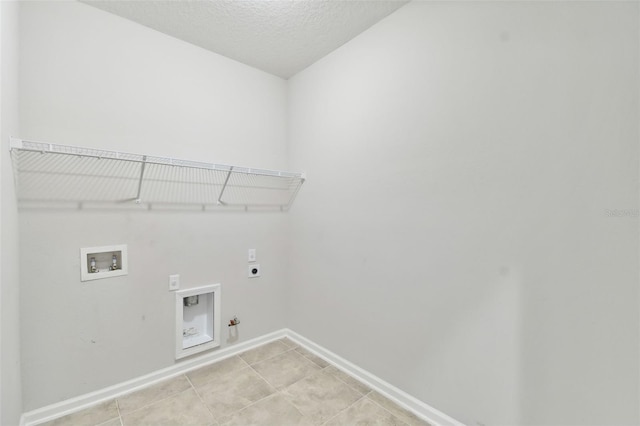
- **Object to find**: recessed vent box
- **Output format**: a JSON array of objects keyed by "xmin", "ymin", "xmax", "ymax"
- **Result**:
[{"xmin": 175, "ymin": 284, "xmax": 221, "ymax": 359}]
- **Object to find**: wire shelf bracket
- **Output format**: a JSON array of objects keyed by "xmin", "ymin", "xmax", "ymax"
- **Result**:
[{"xmin": 9, "ymin": 137, "xmax": 306, "ymax": 211}]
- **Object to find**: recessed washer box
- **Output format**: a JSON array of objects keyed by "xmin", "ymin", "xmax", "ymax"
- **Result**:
[
  {"xmin": 175, "ymin": 284, "xmax": 221, "ymax": 359},
  {"xmin": 80, "ymin": 244, "xmax": 128, "ymax": 282}
]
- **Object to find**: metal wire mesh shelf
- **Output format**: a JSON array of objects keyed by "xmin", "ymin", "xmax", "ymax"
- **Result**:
[{"xmin": 9, "ymin": 138, "xmax": 305, "ymax": 211}]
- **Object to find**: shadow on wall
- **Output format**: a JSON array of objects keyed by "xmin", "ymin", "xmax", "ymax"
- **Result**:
[
  {"xmin": 16, "ymin": 202, "xmax": 296, "ymax": 213},
  {"xmin": 405, "ymin": 262, "xmax": 523, "ymax": 426}
]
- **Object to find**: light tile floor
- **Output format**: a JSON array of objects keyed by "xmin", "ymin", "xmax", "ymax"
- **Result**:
[{"xmin": 42, "ymin": 338, "xmax": 430, "ymax": 426}]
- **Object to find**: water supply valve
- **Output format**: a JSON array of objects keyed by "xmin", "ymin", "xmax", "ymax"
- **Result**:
[{"xmin": 228, "ymin": 316, "xmax": 240, "ymax": 327}]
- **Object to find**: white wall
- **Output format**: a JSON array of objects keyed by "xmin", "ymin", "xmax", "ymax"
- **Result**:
[
  {"xmin": 1, "ymin": 1, "xmax": 23, "ymax": 424},
  {"xmin": 287, "ymin": 2, "xmax": 639, "ymax": 425},
  {"xmin": 14, "ymin": 0, "xmax": 640, "ymax": 422},
  {"xmin": 18, "ymin": 1, "xmax": 289, "ymax": 410}
]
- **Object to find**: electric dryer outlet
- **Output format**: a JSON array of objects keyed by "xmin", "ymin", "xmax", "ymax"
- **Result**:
[{"xmin": 248, "ymin": 264, "xmax": 261, "ymax": 278}]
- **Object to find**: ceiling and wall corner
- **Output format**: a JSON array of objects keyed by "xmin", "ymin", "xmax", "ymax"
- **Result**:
[
  {"xmin": 18, "ymin": 0, "xmax": 292, "ymax": 410},
  {"xmin": 81, "ymin": 0, "xmax": 410, "ymax": 79},
  {"xmin": 286, "ymin": 1, "xmax": 639, "ymax": 424},
  {"xmin": 10, "ymin": 1, "xmax": 640, "ymax": 425}
]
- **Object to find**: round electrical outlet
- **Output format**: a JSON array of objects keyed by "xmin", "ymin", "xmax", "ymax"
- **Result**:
[{"xmin": 248, "ymin": 264, "xmax": 261, "ymax": 278}]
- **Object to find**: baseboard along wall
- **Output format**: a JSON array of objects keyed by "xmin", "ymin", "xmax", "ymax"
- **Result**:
[{"xmin": 20, "ymin": 329, "xmax": 463, "ymax": 426}]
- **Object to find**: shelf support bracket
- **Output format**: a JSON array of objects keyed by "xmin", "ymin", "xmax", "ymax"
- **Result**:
[
  {"xmin": 135, "ymin": 155, "xmax": 147, "ymax": 203},
  {"xmin": 9, "ymin": 137, "xmax": 23, "ymax": 151},
  {"xmin": 217, "ymin": 167, "xmax": 233, "ymax": 205}
]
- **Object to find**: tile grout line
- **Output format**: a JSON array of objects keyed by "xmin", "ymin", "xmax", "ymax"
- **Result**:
[
  {"xmin": 37, "ymin": 339, "xmax": 426, "ymax": 426},
  {"xmin": 280, "ymin": 389, "xmax": 309, "ymax": 423},
  {"xmin": 115, "ymin": 399, "xmax": 123, "ymax": 426},
  {"xmin": 295, "ymin": 348, "xmax": 331, "ymax": 369},
  {"xmin": 221, "ymin": 352, "xmax": 313, "ymax": 423},
  {"xmin": 319, "ymin": 393, "xmax": 367, "ymax": 426},
  {"xmin": 185, "ymin": 374, "xmax": 218, "ymax": 424},
  {"xmin": 366, "ymin": 393, "xmax": 416, "ymax": 426},
  {"xmin": 237, "ymin": 354, "xmax": 252, "ymax": 368},
  {"xmin": 277, "ymin": 337, "xmax": 299, "ymax": 349},
  {"xmin": 186, "ymin": 356, "xmax": 276, "ymax": 424},
  {"xmin": 116, "ymin": 385, "xmax": 195, "ymax": 418},
  {"xmin": 241, "ymin": 343, "xmax": 299, "ymax": 390},
  {"xmin": 246, "ymin": 362, "xmax": 280, "ymax": 396},
  {"xmin": 244, "ymin": 343, "xmax": 340, "ymax": 425},
  {"xmin": 186, "ymin": 355, "xmax": 250, "ymax": 389},
  {"xmin": 323, "ymin": 366, "xmax": 372, "ymax": 396},
  {"xmin": 111, "ymin": 376, "xmax": 192, "ymax": 418},
  {"xmin": 214, "ymin": 390, "xmax": 278, "ymax": 422},
  {"xmin": 238, "ymin": 341, "xmax": 295, "ymax": 366},
  {"xmin": 90, "ymin": 401, "xmax": 123, "ymax": 426},
  {"xmin": 248, "ymin": 351, "xmax": 321, "ymax": 394}
]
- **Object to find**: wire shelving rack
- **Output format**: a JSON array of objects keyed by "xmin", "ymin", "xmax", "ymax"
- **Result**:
[{"xmin": 9, "ymin": 138, "xmax": 305, "ymax": 211}]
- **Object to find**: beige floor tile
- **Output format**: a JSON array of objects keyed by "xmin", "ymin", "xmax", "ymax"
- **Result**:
[
  {"xmin": 251, "ymin": 350, "xmax": 321, "ymax": 389},
  {"xmin": 121, "ymin": 389, "xmax": 214, "ymax": 426},
  {"xmin": 294, "ymin": 347, "xmax": 329, "ymax": 368},
  {"xmin": 282, "ymin": 370, "xmax": 362, "ymax": 424},
  {"xmin": 219, "ymin": 394, "xmax": 312, "ymax": 426},
  {"xmin": 41, "ymin": 400, "xmax": 119, "ymax": 426},
  {"xmin": 324, "ymin": 365, "xmax": 371, "ymax": 395},
  {"xmin": 117, "ymin": 375, "xmax": 191, "ymax": 414},
  {"xmin": 41, "ymin": 340, "xmax": 427, "ymax": 426},
  {"xmin": 368, "ymin": 392, "xmax": 432, "ymax": 426},
  {"xmin": 325, "ymin": 397, "xmax": 408, "ymax": 426},
  {"xmin": 238, "ymin": 340, "xmax": 290, "ymax": 365},
  {"xmin": 195, "ymin": 366, "xmax": 275, "ymax": 419},
  {"xmin": 96, "ymin": 419, "xmax": 122, "ymax": 426},
  {"xmin": 277, "ymin": 337, "xmax": 299, "ymax": 348},
  {"xmin": 186, "ymin": 355, "xmax": 248, "ymax": 388}
]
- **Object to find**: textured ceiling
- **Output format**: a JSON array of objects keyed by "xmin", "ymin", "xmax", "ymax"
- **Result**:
[{"xmin": 82, "ymin": 0, "xmax": 409, "ymax": 79}]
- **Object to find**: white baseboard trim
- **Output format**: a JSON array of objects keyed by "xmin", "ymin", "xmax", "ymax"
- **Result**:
[
  {"xmin": 20, "ymin": 329, "xmax": 287, "ymax": 426},
  {"xmin": 21, "ymin": 328, "xmax": 462, "ymax": 426},
  {"xmin": 285, "ymin": 329, "xmax": 464, "ymax": 426}
]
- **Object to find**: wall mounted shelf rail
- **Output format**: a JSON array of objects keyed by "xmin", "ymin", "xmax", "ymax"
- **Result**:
[{"xmin": 9, "ymin": 138, "xmax": 305, "ymax": 211}]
